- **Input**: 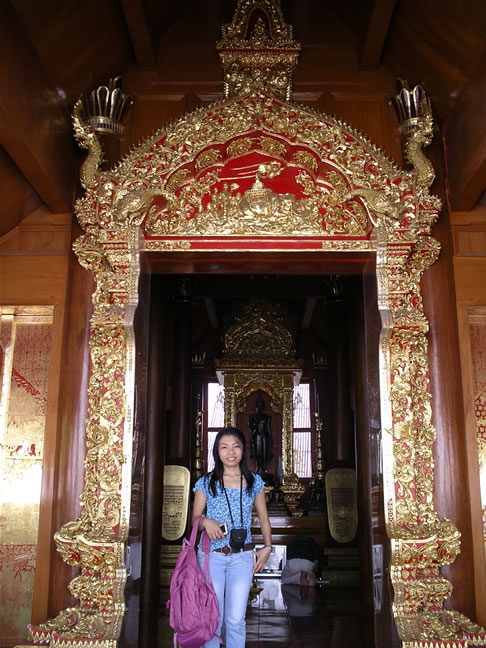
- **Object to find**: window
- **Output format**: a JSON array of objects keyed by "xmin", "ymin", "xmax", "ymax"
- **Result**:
[
  {"xmin": 207, "ymin": 382, "xmax": 225, "ymax": 472},
  {"xmin": 293, "ymin": 383, "xmax": 312, "ymax": 478},
  {"xmin": 205, "ymin": 381, "xmax": 315, "ymax": 478}
]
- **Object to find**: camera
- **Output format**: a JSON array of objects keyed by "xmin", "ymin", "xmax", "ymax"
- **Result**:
[
  {"xmin": 219, "ymin": 523, "xmax": 228, "ymax": 535},
  {"xmin": 229, "ymin": 528, "xmax": 247, "ymax": 550}
]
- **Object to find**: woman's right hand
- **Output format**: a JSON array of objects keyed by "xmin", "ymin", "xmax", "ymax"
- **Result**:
[{"xmin": 201, "ymin": 518, "xmax": 226, "ymax": 540}]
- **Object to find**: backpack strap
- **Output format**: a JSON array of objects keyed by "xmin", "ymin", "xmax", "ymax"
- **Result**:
[
  {"xmin": 191, "ymin": 515, "xmax": 215, "ymax": 587},
  {"xmin": 189, "ymin": 515, "xmax": 203, "ymax": 546}
]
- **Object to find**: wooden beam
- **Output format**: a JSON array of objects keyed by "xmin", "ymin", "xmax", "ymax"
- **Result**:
[
  {"xmin": 0, "ymin": 3, "xmax": 75, "ymax": 214},
  {"xmin": 120, "ymin": 0, "xmax": 157, "ymax": 71},
  {"xmin": 204, "ymin": 297, "xmax": 219, "ymax": 330},
  {"xmin": 301, "ymin": 297, "xmax": 317, "ymax": 330},
  {"xmin": 360, "ymin": 0, "xmax": 396, "ymax": 70},
  {"xmin": 446, "ymin": 55, "xmax": 486, "ymax": 211}
]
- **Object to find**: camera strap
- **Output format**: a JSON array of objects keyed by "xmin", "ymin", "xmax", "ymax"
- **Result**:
[{"xmin": 222, "ymin": 472, "xmax": 243, "ymax": 527}]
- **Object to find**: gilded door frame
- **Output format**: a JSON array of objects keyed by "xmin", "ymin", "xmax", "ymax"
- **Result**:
[{"xmin": 27, "ymin": 88, "xmax": 486, "ymax": 648}]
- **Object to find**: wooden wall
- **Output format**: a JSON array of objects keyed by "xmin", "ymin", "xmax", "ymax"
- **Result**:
[
  {"xmin": 452, "ymin": 203, "xmax": 486, "ymax": 626},
  {"xmin": 0, "ymin": 208, "xmax": 71, "ymax": 623}
]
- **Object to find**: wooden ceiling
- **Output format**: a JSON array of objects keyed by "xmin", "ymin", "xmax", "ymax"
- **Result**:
[{"xmin": 1, "ymin": 0, "xmax": 486, "ymax": 239}]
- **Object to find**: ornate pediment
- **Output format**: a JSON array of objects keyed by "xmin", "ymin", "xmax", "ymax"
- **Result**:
[{"xmin": 217, "ymin": 300, "xmax": 302, "ymax": 370}]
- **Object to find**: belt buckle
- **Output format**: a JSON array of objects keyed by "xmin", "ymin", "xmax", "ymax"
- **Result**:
[{"xmin": 222, "ymin": 545, "xmax": 232, "ymax": 555}]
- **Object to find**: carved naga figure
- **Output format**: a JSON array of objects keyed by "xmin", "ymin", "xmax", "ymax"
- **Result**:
[
  {"xmin": 391, "ymin": 80, "xmax": 436, "ymax": 189},
  {"xmin": 72, "ymin": 98, "xmax": 103, "ymax": 190},
  {"xmin": 403, "ymin": 102, "xmax": 435, "ymax": 188}
]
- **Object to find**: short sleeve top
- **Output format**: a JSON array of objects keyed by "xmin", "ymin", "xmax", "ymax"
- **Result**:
[{"xmin": 193, "ymin": 472, "xmax": 264, "ymax": 551}]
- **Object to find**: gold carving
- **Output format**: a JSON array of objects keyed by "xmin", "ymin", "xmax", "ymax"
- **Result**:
[
  {"xmin": 217, "ymin": 0, "xmax": 301, "ymax": 101},
  {"xmin": 313, "ymin": 405, "xmax": 325, "ymax": 482},
  {"xmin": 216, "ymin": 302, "xmax": 302, "ymax": 493},
  {"xmin": 192, "ymin": 394, "xmax": 203, "ymax": 481},
  {"xmin": 280, "ymin": 470, "xmax": 305, "ymax": 515},
  {"xmin": 143, "ymin": 144, "xmax": 379, "ymax": 238},
  {"xmin": 227, "ymin": 137, "xmax": 253, "ymax": 157},
  {"xmin": 259, "ymin": 136, "xmax": 286, "ymax": 157},
  {"xmin": 144, "ymin": 240, "xmax": 192, "ymax": 251},
  {"xmin": 81, "ymin": 76, "xmax": 133, "ymax": 137},
  {"xmin": 72, "ymin": 99, "xmax": 103, "ymax": 190},
  {"xmin": 392, "ymin": 80, "xmax": 435, "ymax": 188},
  {"xmin": 293, "ymin": 150, "xmax": 318, "ymax": 173},
  {"xmin": 344, "ymin": 188, "xmax": 405, "ymax": 228},
  {"xmin": 218, "ymin": 300, "xmax": 297, "ymax": 368},
  {"xmin": 166, "ymin": 168, "xmax": 191, "ymax": 192},
  {"xmin": 325, "ymin": 468, "xmax": 358, "ymax": 543},
  {"xmin": 195, "ymin": 148, "xmax": 223, "ymax": 173}
]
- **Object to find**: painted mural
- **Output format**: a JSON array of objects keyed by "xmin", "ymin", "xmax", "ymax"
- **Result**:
[{"xmin": 0, "ymin": 310, "xmax": 52, "ymax": 644}]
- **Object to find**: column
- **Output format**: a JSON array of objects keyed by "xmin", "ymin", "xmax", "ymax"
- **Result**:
[
  {"xmin": 167, "ymin": 278, "xmax": 192, "ymax": 465},
  {"xmin": 326, "ymin": 277, "xmax": 354, "ymax": 467}
]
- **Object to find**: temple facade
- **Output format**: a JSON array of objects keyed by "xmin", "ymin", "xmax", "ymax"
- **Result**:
[{"xmin": 1, "ymin": 1, "xmax": 486, "ymax": 647}]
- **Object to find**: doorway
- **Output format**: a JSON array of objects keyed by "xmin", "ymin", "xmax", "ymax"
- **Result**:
[{"xmin": 133, "ymin": 265, "xmax": 399, "ymax": 648}]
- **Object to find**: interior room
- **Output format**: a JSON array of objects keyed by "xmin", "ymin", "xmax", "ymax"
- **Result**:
[{"xmin": 143, "ymin": 270, "xmax": 393, "ymax": 647}]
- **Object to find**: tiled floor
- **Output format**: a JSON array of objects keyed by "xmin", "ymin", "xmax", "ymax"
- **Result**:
[{"xmin": 160, "ymin": 577, "xmax": 364, "ymax": 647}]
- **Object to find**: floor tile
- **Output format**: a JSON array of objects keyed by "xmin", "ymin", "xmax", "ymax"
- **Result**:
[{"xmin": 159, "ymin": 578, "xmax": 367, "ymax": 647}]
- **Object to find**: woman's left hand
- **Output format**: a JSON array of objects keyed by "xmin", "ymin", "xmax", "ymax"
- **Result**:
[{"xmin": 253, "ymin": 546, "xmax": 272, "ymax": 574}]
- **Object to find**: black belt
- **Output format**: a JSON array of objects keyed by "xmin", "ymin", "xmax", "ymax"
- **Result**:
[{"xmin": 213, "ymin": 543, "xmax": 255, "ymax": 555}]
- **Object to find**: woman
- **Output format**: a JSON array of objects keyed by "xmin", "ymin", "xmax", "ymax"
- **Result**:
[{"xmin": 192, "ymin": 427, "xmax": 273, "ymax": 648}]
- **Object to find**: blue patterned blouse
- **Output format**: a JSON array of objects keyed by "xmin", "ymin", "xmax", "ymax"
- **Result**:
[{"xmin": 193, "ymin": 472, "xmax": 264, "ymax": 551}]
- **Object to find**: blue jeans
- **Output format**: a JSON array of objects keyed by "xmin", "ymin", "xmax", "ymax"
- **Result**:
[{"xmin": 197, "ymin": 549, "xmax": 254, "ymax": 648}]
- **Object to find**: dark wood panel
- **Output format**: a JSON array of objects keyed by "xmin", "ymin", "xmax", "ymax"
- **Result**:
[
  {"xmin": 251, "ymin": 515, "xmax": 327, "ymax": 548},
  {"xmin": 422, "ymin": 138, "xmax": 476, "ymax": 618},
  {"xmin": 382, "ymin": 0, "xmax": 486, "ymax": 121},
  {"xmin": 0, "ymin": 3, "xmax": 76, "ymax": 214},
  {"xmin": 456, "ymin": 304, "xmax": 486, "ymax": 627},
  {"xmin": 0, "ymin": 146, "xmax": 43, "ymax": 237},
  {"xmin": 11, "ymin": 0, "xmax": 134, "ymax": 104},
  {"xmin": 445, "ymin": 53, "xmax": 486, "ymax": 211},
  {"xmin": 48, "ymin": 218, "xmax": 93, "ymax": 617}
]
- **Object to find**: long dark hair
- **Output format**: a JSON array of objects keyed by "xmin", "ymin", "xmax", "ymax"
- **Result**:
[{"xmin": 208, "ymin": 427, "xmax": 255, "ymax": 497}]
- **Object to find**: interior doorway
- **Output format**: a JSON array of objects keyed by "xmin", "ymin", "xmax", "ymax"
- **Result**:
[{"xmin": 133, "ymin": 262, "xmax": 399, "ymax": 648}]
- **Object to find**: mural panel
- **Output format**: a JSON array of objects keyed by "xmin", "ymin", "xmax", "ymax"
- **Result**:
[
  {"xmin": 469, "ymin": 309, "xmax": 486, "ymax": 556},
  {"xmin": 0, "ymin": 307, "xmax": 53, "ymax": 645}
]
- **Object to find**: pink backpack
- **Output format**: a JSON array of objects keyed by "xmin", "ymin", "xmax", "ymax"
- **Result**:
[{"xmin": 167, "ymin": 515, "xmax": 220, "ymax": 648}]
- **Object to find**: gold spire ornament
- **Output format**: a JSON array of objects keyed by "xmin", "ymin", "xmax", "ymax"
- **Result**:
[
  {"xmin": 81, "ymin": 76, "xmax": 133, "ymax": 136},
  {"xmin": 217, "ymin": 0, "xmax": 301, "ymax": 100}
]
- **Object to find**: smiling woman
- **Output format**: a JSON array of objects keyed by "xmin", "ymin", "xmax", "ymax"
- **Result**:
[{"xmin": 192, "ymin": 427, "xmax": 273, "ymax": 648}]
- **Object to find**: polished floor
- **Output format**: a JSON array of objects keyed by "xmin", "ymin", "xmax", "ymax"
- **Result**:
[{"xmin": 160, "ymin": 577, "xmax": 364, "ymax": 647}]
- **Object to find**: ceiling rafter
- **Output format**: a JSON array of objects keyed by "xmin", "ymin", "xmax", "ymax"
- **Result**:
[
  {"xmin": 120, "ymin": 0, "xmax": 157, "ymax": 71},
  {"xmin": 360, "ymin": 0, "xmax": 397, "ymax": 69},
  {"xmin": 0, "ymin": 2, "xmax": 75, "ymax": 216},
  {"xmin": 445, "ymin": 52, "xmax": 486, "ymax": 211}
]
